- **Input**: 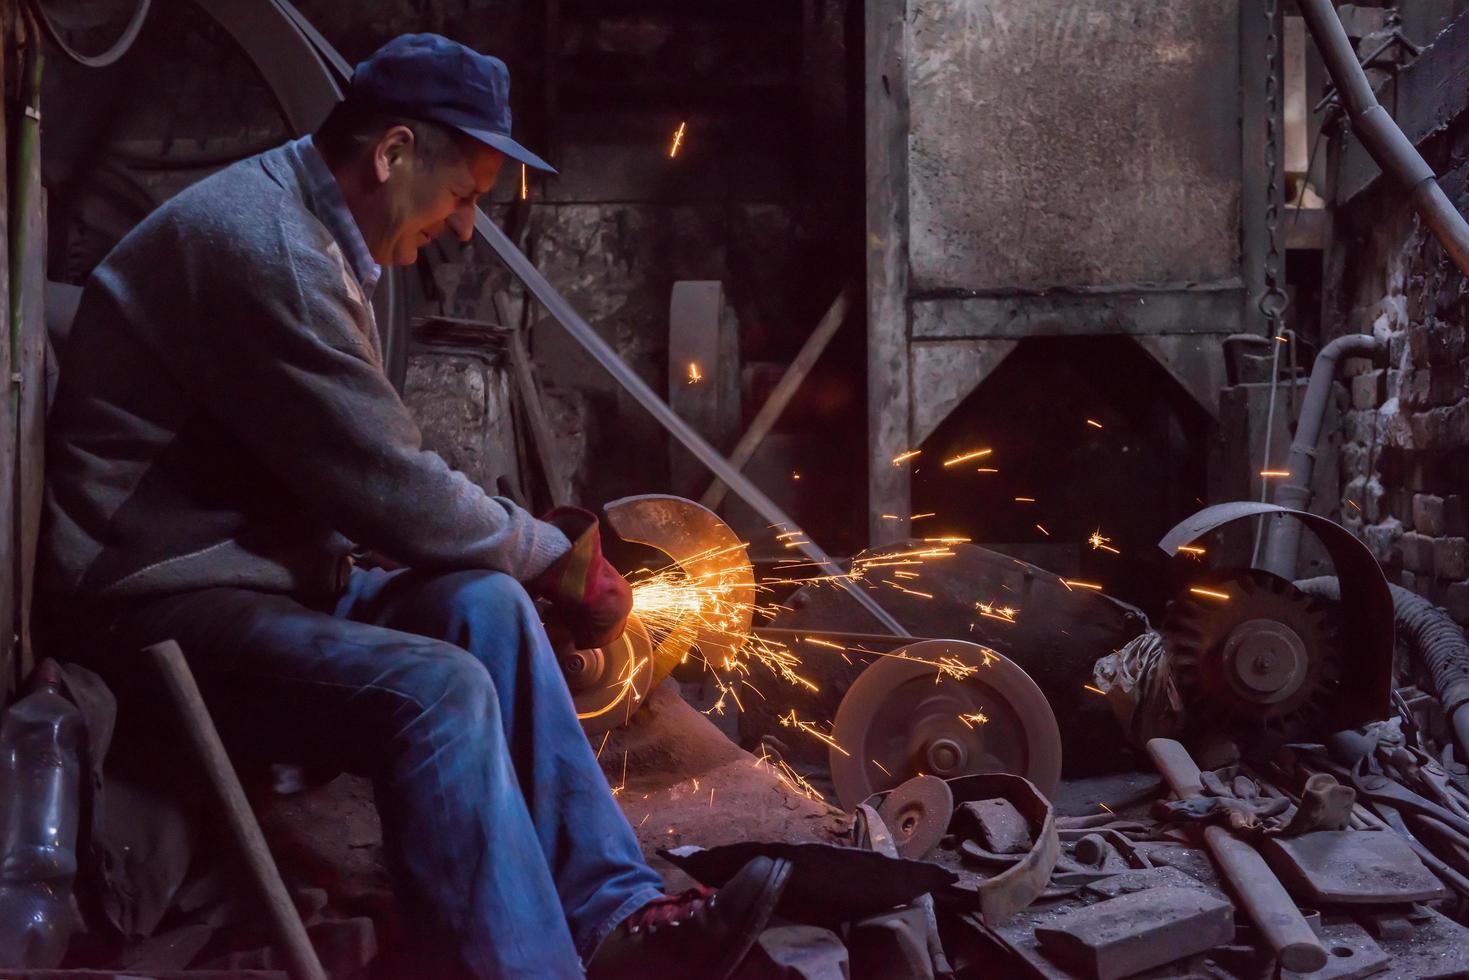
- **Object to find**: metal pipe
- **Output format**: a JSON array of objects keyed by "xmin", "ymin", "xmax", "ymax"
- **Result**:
[
  {"xmin": 1297, "ymin": 0, "xmax": 1469, "ymax": 277},
  {"xmin": 1260, "ymin": 333, "xmax": 1385, "ymax": 577}
]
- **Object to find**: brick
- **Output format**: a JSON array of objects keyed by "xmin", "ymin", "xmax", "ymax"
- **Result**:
[
  {"xmin": 1400, "ymin": 368, "xmax": 1464, "ymax": 410},
  {"xmin": 1413, "ymin": 494, "xmax": 1446, "ymax": 536},
  {"xmin": 1436, "ymin": 537, "xmax": 1469, "ymax": 581},
  {"xmin": 1344, "ymin": 409, "xmax": 1380, "ymax": 445},
  {"xmin": 1400, "ymin": 531, "xmax": 1437, "ymax": 574},
  {"xmin": 1408, "ymin": 322, "xmax": 1466, "ymax": 366},
  {"xmin": 1340, "ymin": 443, "xmax": 1372, "ymax": 483},
  {"xmin": 1446, "ymin": 495, "xmax": 1469, "ymax": 535},
  {"xmin": 1444, "ymin": 582, "xmax": 1469, "ymax": 626},
  {"xmin": 1365, "ymin": 519, "xmax": 1404, "ymax": 565},
  {"xmin": 1352, "ymin": 371, "xmax": 1385, "ymax": 410},
  {"xmin": 1034, "ymin": 887, "xmax": 1234, "ymax": 980}
]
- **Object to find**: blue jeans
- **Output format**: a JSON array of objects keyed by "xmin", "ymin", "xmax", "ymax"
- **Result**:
[{"xmin": 96, "ymin": 567, "xmax": 665, "ymax": 978}]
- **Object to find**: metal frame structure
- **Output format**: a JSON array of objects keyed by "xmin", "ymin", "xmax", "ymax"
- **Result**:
[{"xmin": 863, "ymin": 0, "xmax": 1283, "ymax": 546}]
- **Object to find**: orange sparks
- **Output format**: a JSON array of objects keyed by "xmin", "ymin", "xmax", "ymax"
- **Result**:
[
  {"xmin": 910, "ymin": 512, "xmax": 935, "ymax": 521},
  {"xmin": 1062, "ymin": 579, "xmax": 1103, "ymax": 591},
  {"xmin": 881, "ymin": 514, "xmax": 900, "ymax": 520},
  {"xmin": 669, "ymin": 121, "xmax": 687, "ymax": 158},
  {"xmin": 1347, "ymin": 500, "xmax": 1361, "ymax": 512},
  {"xmin": 944, "ymin": 448, "xmax": 993, "ymax": 467},
  {"xmin": 1189, "ymin": 587, "xmax": 1231, "ymax": 601},
  {"xmin": 977, "ymin": 467, "xmax": 999, "ymax": 473},
  {"xmin": 1015, "ymin": 497, "xmax": 1036, "ymax": 503},
  {"xmin": 872, "ymin": 759, "xmax": 892, "ymax": 775},
  {"xmin": 1084, "ymin": 684, "xmax": 1106, "ymax": 696},
  {"xmin": 892, "ymin": 449, "xmax": 922, "ymax": 465},
  {"xmin": 1275, "ymin": 333, "xmax": 1289, "ymax": 344},
  {"xmin": 792, "ymin": 472, "xmax": 801, "ymax": 480},
  {"xmin": 520, "ymin": 164, "xmax": 528, "ymax": 200},
  {"xmin": 1176, "ymin": 545, "xmax": 1206, "ymax": 555},
  {"xmin": 1086, "ymin": 419, "xmax": 1103, "ymax": 429},
  {"xmin": 1098, "ymin": 802, "xmax": 1115, "ymax": 814},
  {"xmin": 1035, "ymin": 524, "xmax": 1050, "ymax": 536},
  {"xmin": 687, "ymin": 362, "xmax": 703, "ymax": 384},
  {"xmin": 802, "ymin": 636, "xmax": 847, "ymax": 651},
  {"xmin": 958, "ymin": 711, "xmax": 989, "ymax": 728},
  {"xmin": 1260, "ymin": 469, "xmax": 1291, "ymax": 478}
]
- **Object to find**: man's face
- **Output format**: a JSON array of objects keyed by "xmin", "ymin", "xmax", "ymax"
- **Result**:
[{"xmin": 372, "ymin": 128, "xmax": 504, "ymax": 266}]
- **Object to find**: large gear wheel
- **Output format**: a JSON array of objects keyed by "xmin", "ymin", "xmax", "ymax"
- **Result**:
[
  {"xmin": 830, "ymin": 640, "xmax": 1062, "ymax": 811},
  {"xmin": 1162, "ymin": 569, "xmax": 1343, "ymax": 737}
]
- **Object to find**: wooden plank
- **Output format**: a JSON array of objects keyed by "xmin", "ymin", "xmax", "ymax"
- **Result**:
[
  {"xmin": 702, "ymin": 280, "xmax": 853, "ymax": 511},
  {"xmin": 865, "ymin": 0, "xmax": 912, "ymax": 547}
]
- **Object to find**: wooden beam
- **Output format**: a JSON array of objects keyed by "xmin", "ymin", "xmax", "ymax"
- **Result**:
[
  {"xmin": 701, "ymin": 280, "xmax": 854, "ymax": 511},
  {"xmin": 865, "ymin": 0, "xmax": 912, "ymax": 547}
]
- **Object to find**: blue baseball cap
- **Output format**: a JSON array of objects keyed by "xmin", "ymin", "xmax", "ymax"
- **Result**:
[{"xmin": 350, "ymin": 33, "xmax": 556, "ymax": 174}]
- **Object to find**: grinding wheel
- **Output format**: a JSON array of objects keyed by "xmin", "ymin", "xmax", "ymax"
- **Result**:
[
  {"xmin": 564, "ymin": 615, "xmax": 656, "ymax": 736},
  {"xmin": 875, "ymin": 774, "xmax": 954, "ymax": 860},
  {"xmin": 831, "ymin": 640, "xmax": 1062, "ymax": 811}
]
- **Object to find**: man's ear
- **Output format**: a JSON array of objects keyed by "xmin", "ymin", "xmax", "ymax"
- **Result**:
[{"xmin": 372, "ymin": 125, "xmax": 416, "ymax": 184}]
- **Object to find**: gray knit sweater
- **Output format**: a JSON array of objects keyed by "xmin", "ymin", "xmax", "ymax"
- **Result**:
[{"xmin": 40, "ymin": 142, "xmax": 569, "ymax": 604}]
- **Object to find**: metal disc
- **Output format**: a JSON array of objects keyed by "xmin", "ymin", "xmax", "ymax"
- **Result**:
[
  {"xmin": 876, "ymin": 774, "xmax": 955, "ymax": 860},
  {"xmin": 830, "ymin": 640, "xmax": 1062, "ymax": 811},
  {"xmin": 564, "ymin": 616, "xmax": 656, "ymax": 736}
]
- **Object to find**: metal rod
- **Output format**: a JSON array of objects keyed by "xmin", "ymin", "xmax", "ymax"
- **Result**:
[
  {"xmin": 1297, "ymin": 0, "xmax": 1469, "ymax": 276},
  {"xmin": 266, "ymin": 1, "xmax": 912, "ymax": 639},
  {"xmin": 701, "ymin": 280, "xmax": 855, "ymax": 511},
  {"xmin": 473, "ymin": 213, "xmax": 911, "ymax": 638}
]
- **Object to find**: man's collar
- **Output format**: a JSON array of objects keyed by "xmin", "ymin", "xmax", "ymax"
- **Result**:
[{"xmin": 294, "ymin": 135, "xmax": 383, "ymax": 301}]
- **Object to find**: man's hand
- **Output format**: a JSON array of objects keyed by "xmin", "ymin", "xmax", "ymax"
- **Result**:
[{"xmin": 528, "ymin": 508, "xmax": 632, "ymax": 650}]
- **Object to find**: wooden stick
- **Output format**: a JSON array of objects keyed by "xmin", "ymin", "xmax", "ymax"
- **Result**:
[
  {"xmin": 700, "ymin": 280, "xmax": 855, "ymax": 511},
  {"xmin": 145, "ymin": 642, "xmax": 327, "ymax": 980}
]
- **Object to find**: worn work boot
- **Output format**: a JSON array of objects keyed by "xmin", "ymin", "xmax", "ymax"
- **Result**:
[{"xmin": 588, "ymin": 855, "xmax": 792, "ymax": 980}]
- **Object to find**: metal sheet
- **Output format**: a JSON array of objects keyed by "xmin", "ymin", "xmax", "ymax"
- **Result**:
[
  {"xmin": 909, "ymin": 339, "xmax": 1017, "ymax": 445},
  {"xmin": 906, "ymin": 0, "xmax": 1242, "ymax": 293},
  {"xmin": 910, "ymin": 288, "xmax": 1244, "ymax": 340},
  {"xmin": 1157, "ymin": 502, "xmax": 1393, "ymax": 730}
]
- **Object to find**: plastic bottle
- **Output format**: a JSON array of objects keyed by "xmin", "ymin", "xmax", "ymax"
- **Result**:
[{"xmin": 0, "ymin": 659, "xmax": 83, "ymax": 967}]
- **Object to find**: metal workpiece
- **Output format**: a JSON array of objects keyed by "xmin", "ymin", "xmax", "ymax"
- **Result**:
[
  {"xmin": 1298, "ymin": 0, "xmax": 1469, "ymax": 276},
  {"xmin": 829, "ymin": 640, "xmax": 1062, "ymax": 812},
  {"xmin": 603, "ymin": 494, "xmax": 755, "ymax": 684},
  {"xmin": 1260, "ymin": 333, "xmax": 1387, "ymax": 579},
  {"xmin": 1159, "ymin": 503, "xmax": 1393, "ymax": 733}
]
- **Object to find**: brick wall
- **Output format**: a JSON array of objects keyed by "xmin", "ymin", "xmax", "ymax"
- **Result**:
[{"xmin": 1327, "ymin": 113, "xmax": 1469, "ymax": 623}]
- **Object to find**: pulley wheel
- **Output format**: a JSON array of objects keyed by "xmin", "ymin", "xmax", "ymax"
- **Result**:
[
  {"xmin": 831, "ymin": 640, "xmax": 1062, "ymax": 811},
  {"xmin": 875, "ymin": 774, "xmax": 954, "ymax": 860},
  {"xmin": 563, "ymin": 615, "xmax": 656, "ymax": 736}
]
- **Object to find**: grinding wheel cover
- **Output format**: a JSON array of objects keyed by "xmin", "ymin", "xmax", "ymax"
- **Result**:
[
  {"xmin": 875, "ymin": 774, "xmax": 955, "ymax": 860},
  {"xmin": 831, "ymin": 640, "xmax": 1062, "ymax": 811},
  {"xmin": 567, "ymin": 616, "xmax": 656, "ymax": 736},
  {"xmin": 604, "ymin": 494, "xmax": 755, "ymax": 685}
]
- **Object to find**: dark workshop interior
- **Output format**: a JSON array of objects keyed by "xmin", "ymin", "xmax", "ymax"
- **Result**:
[{"xmin": 5, "ymin": 0, "xmax": 1469, "ymax": 977}]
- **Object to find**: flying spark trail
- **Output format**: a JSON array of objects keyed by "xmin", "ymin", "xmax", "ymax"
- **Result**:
[
  {"xmin": 520, "ymin": 164, "xmax": 528, "ymax": 200},
  {"xmin": 687, "ymin": 362, "xmax": 703, "ymax": 384},
  {"xmin": 1176, "ymin": 545, "xmax": 1206, "ymax": 556},
  {"xmin": 958, "ymin": 711, "xmax": 989, "ymax": 728},
  {"xmin": 943, "ymin": 448, "xmax": 992, "ymax": 466},
  {"xmin": 892, "ymin": 449, "xmax": 922, "ymax": 465},
  {"xmin": 1086, "ymin": 419, "xmax": 1103, "ymax": 429},
  {"xmin": 1015, "ymin": 497, "xmax": 1035, "ymax": 503},
  {"xmin": 1062, "ymin": 580, "xmax": 1103, "ymax": 590},
  {"xmin": 1083, "ymin": 684, "xmax": 1106, "ymax": 696},
  {"xmin": 669, "ymin": 121, "xmax": 687, "ymax": 157},
  {"xmin": 1035, "ymin": 524, "xmax": 1050, "ymax": 536},
  {"xmin": 1189, "ymin": 587, "xmax": 1231, "ymax": 601},
  {"xmin": 779, "ymin": 709, "xmax": 849, "ymax": 755},
  {"xmin": 755, "ymin": 745, "xmax": 825, "ymax": 802},
  {"xmin": 1088, "ymin": 528, "xmax": 1119, "ymax": 554},
  {"xmin": 1259, "ymin": 469, "xmax": 1291, "ymax": 478}
]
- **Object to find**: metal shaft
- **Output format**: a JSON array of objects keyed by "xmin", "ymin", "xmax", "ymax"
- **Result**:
[
  {"xmin": 266, "ymin": 0, "xmax": 911, "ymax": 639},
  {"xmin": 1146, "ymin": 738, "xmax": 1327, "ymax": 973},
  {"xmin": 473, "ymin": 213, "xmax": 910, "ymax": 638}
]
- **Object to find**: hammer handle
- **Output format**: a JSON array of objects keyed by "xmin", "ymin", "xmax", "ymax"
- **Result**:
[{"xmin": 1147, "ymin": 738, "xmax": 1326, "ymax": 974}]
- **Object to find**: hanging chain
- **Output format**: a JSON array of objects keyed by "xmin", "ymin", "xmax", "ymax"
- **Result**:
[{"xmin": 1259, "ymin": 0, "xmax": 1290, "ymax": 336}]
